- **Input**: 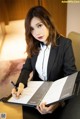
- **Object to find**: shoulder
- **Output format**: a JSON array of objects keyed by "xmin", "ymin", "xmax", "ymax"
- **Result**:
[{"xmin": 57, "ymin": 35, "xmax": 72, "ymax": 46}]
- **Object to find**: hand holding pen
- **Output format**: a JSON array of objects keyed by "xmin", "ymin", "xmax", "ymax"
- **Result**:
[{"xmin": 11, "ymin": 81, "xmax": 24, "ymax": 98}]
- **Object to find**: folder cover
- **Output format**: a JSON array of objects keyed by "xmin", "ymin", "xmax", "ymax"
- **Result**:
[{"xmin": 1, "ymin": 72, "xmax": 80, "ymax": 107}]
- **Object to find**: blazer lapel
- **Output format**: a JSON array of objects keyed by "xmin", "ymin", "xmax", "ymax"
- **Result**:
[{"xmin": 47, "ymin": 46, "xmax": 58, "ymax": 80}]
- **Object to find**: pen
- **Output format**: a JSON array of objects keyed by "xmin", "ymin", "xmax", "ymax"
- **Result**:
[{"xmin": 11, "ymin": 81, "xmax": 17, "ymax": 91}]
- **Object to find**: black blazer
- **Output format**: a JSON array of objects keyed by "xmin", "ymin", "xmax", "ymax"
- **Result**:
[{"xmin": 16, "ymin": 36, "xmax": 77, "ymax": 87}]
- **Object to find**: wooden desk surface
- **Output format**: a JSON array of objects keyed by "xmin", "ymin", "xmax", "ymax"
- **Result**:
[{"xmin": 0, "ymin": 102, "xmax": 23, "ymax": 119}]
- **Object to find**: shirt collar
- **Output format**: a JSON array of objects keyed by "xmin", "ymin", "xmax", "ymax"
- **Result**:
[{"xmin": 40, "ymin": 43, "xmax": 51, "ymax": 50}]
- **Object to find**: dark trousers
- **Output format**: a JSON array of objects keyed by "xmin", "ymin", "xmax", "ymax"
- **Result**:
[
  {"xmin": 23, "ymin": 95, "xmax": 80, "ymax": 119},
  {"xmin": 23, "ymin": 106, "xmax": 63, "ymax": 119},
  {"xmin": 60, "ymin": 95, "xmax": 80, "ymax": 119}
]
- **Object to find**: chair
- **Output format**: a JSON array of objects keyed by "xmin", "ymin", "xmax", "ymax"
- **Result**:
[{"xmin": 68, "ymin": 31, "xmax": 80, "ymax": 71}]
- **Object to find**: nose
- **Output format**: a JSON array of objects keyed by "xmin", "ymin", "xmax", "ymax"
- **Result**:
[{"xmin": 35, "ymin": 29, "xmax": 41, "ymax": 36}]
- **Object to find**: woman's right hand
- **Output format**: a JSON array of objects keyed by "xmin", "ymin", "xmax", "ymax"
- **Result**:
[{"xmin": 11, "ymin": 83, "xmax": 24, "ymax": 98}]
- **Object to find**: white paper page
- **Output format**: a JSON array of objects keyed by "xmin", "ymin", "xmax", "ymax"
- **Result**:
[
  {"xmin": 8, "ymin": 81, "xmax": 43, "ymax": 104},
  {"xmin": 41, "ymin": 76, "xmax": 68, "ymax": 105}
]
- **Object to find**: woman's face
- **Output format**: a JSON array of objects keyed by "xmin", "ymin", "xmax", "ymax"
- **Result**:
[{"xmin": 30, "ymin": 17, "xmax": 49, "ymax": 43}]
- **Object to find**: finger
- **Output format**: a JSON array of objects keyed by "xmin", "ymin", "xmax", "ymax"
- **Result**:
[
  {"xmin": 16, "ymin": 87, "xmax": 23, "ymax": 97},
  {"xmin": 39, "ymin": 103, "xmax": 54, "ymax": 114},
  {"xmin": 36, "ymin": 105, "xmax": 46, "ymax": 114},
  {"xmin": 16, "ymin": 92, "xmax": 21, "ymax": 98},
  {"xmin": 47, "ymin": 104, "xmax": 59, "ymax": 113},
  {"xmin": 11, "ymin": 88, "xmax": 18, "ymax": 98},
  {"xmin": 12, "ymin": 88, "xmax": 21, "ymax": 98},
  {"xmin": 11, "ymin": 88, "xmax": 17, "ymax": 95},
  {"xmin": 40, "ymin": 102, "xmax": 48, "ymax": 111},
  {"xmin": 46, "ymin": 105, "xmax": 54, "ymax": 113},
  {"xmin": 38, "ymin": 103, "xmax": 49, "ymax": 114}
]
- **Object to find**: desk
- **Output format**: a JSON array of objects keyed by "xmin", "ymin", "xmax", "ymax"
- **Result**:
[
  {"xmin": 0, "ymin": 102, "xmax": 23, "ymax": 119},
  {"xmin": 0, "ymin": 102, "xmax": 62, "ymax": 119},
  {"xmin": 1, "ymin": 78, "xmax": 80, "ymax": 119},
  {"xmin": 0, "ymin": 76, "xmax": 62, "ymax": 119},
  {"xmin": 1, "ymin": 94, "xmax": 80, "ymax": 119}
]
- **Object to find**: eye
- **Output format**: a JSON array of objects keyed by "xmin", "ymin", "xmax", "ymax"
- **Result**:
[{"xmin": 37, "ymin": 23, "xmax": 43, "ymax": 28}]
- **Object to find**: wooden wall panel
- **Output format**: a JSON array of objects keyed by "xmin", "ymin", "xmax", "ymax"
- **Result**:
[
  {"xmin": 42, "ymin": 0, "xmax": 67, "ymax": 36},
  {"xmin": 5, "ymin": 0, "xmax": 38, "ymax": 21},
  {"xmin": 0, "ymin": 0, "xmax": 9, "ymax": 24},
  {"xmin": 0, "ymin": 0, "xmax": 67, "ymax": 36}
]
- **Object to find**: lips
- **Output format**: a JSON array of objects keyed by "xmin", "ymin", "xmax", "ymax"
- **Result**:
[{"xmin": 38, "ymin": 36, "xmax": 43, "ymax": 39}]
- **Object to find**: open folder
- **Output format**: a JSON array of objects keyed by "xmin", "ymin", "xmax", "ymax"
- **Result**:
[{"xmin": 2, "ymin": 71, "xmax": 80, "ymax": 107}]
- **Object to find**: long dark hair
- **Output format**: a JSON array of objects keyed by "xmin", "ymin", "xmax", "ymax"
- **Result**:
[{"xmin": 25, "ymin": 6, "xmax": 59, "ymax": 57}]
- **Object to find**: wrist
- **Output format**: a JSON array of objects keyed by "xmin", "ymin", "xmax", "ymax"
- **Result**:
[
  {"xmin": 60, "ymin": 101, "xmax": 65, "ymax": 107},
  {"xmin": 18, "ymin": 83, "xmax": 24, "ymax": 89}
]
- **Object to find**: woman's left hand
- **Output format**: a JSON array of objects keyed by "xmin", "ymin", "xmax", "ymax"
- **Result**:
[{"xmin": 36, "ymin": 102, "xmax": 60, "ymax": 114}]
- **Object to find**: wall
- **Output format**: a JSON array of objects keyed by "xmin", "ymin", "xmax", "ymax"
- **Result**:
[
  {"xmin": 0, "ymin": 0, "xmax": 67, "ymax": 36},
  {"xmin": 66, "ymin": 3, "xmax": 80, "ymax": 36},
  {"xmin": 0, "ymin": 0, "xmax": 38, "ymax": 23},
  {"xmin": 42, "ymin": 0, "xmax": 67, "ymax": 36},
  {"xmin": 0, "ymin": 0, "xmax": 9, "ymax": 24},
  {"xmin": 0, "ymin": 22, "xmax": 6, "ymax": 52}
]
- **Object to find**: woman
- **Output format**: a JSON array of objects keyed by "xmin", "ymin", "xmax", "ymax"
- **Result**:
[{"xmin": 12, "ymin": 6, "xmax": 77, "ymax": 116}]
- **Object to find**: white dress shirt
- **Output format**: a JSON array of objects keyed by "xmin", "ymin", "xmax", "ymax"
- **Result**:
[{"xmin": 35, "ymin": 44, "xmax": 51, "ymax": 80}]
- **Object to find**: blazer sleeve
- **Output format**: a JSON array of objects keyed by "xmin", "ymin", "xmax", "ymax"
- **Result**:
[
  {"xmin": 16, "ymin": 57, "xmax": 33, "ymax": 87},
  {"xmin": 63, "ymin": 39, "xmax": 77, "ymax": 76}
]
